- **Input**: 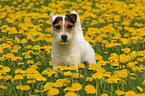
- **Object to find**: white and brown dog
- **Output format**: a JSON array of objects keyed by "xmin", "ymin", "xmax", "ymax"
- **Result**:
[{"xmin": 50, "ymin": 10, "xmax": 96, "ymax": 68}]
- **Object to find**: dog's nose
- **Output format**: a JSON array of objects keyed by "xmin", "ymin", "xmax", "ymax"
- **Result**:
[{"xmin": 61, "ymin": 35, "xmax": 67, "ymax": 41}]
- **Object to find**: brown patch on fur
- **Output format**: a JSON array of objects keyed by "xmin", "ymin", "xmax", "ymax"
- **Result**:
[
  {"xmin": 52, "ymin": 16, "xmax": 75, "ymax": 33},
  {"xmin": 66, "ymin": 14, "xmax": 77, "ymax": 24},
  {"xmin": 64, "ymin": 20, "xmax": 75, "ymax": 33},
  {"xmin": 53, "ymin": 21, "xmax": 63, "ymax": 33}
]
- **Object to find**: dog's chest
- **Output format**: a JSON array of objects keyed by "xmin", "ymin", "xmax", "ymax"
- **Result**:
[
  {"xmin": 52, "ymin": 42, "xmax": 80, "ymax": 59},
  {"xmin": 51, "ymin": 42, "xmax": 81, "ymax": 66}
]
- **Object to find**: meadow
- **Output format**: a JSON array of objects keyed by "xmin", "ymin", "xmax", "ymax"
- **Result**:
[{"xmin": 0, "ymin": 0, "xmax": 145, "ymax": 96}]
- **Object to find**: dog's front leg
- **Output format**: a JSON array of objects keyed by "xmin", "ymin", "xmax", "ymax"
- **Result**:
[
  {"xmin": 51, "ymin": 56, "xmax": 65, "ymax": 69},
  {"xmin": 66, "ymin": 55, "xmax": 81, "ymax": 67}
]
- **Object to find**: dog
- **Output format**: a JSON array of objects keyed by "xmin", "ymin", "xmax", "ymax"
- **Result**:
[{"xmin": 50, "ymin": 10, "xmax": 97, "ymax": 69}]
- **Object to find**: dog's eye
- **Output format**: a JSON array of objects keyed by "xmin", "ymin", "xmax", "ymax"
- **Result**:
[
  {"xmin": 54, "ymin": 25, "xmax": 61, "ymax": 29},
  {"xmin": 67, "ymin": 25, "xmax": 73, "ymax": 29}
]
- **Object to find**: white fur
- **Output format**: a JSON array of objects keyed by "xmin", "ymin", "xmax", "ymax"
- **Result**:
[{"xmin": 50, "ymin": 10, "xmax": 97, "ymax": 68}]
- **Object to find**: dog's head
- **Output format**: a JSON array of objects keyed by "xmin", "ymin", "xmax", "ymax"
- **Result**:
[{"xmin": 50, "ymin": 13, "xmax": 77, "ymax": 44}]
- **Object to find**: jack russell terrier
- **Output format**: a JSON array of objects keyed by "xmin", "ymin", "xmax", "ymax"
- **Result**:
[{"xmin": 50, "ymin": 10, "xmax": 96, "ymax": 69}]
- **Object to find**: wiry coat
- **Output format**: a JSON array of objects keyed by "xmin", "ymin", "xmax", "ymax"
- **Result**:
[{"xmin": 50, "ymin": 10, "xmax": 96, "ymax": 68}]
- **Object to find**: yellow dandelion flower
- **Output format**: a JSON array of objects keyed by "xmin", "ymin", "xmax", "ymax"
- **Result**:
[
  {"xmin": 14, "ymin": 37, "xmax": 20, "ymax": 43},
  {"xmin": 25, "ymin": 54, "xmax": 31, "ymax": 59},
  {"xmin": 43, "ymin": 82, "xmax": 53, "ymax": 91},
  {"xmin": 0, "ymin": 85, "xmax": 6, "ymax": 89},
  {"xmin": 92, "ymin": 72, "xmax": 103, "ymax": 80},
  {"xmin": 53, "ymin": 81, "xmax": 63, "ymax": 88},
  {"xmin": 0, "ymin": 57, "xmax": 5, "ymax": 61},
  {"xmin": 16, "ymin": 85, "xmax": 23, "ymax": 90},
  {"xmin": 25, "ymin": 68, "xmax": 39, "ymax": 74},
  {"xmin": 36, "ymin": 76, "xmax": 46, "ymax": 82},
  {"xmin": 4, "ymin": 75, "xmax": 12, "ymax": 80},
  {"xmin": 18, "ymin": 62, "xmax": 24, "ymax": 65},
  {"xmin": 121, "ymin": 48, "xmax": 131, "ymax": 54},
  {"xmin": 32, "ymin": 45, "xmax": 40, "ymax": 50},
  {"xmin": 98, "ymin": 60, "xmax": 107, "ymax": 66},
  {"xmin": 100, "ymin": 93, "xmax": 108, "ymax": 96},
  {"xmin": 64, "ymin": 87, "xmax": 71, "ymax": 92},
  {"xmin": 127, "ymin": 62, "xmax": 135, "ymax": 68},
  {"xmin": 11, "ymin": 48, "xmax": 18, "ymax": 53},
  {"xmin": 30, "ymin": 65, "xmax": 38, "ymax": 69},
  {"xmin": 27, "ymin": 80, "xmax": 36, "ymax": 83},
  {"xmin": 137, "ymin": 86, "xmax": 143, "ymax": 92},
  {"xmin": 2, "ymin": 66, "xmax": 10, "ymax": 72},
  {"xmin": 42, "ymin": 70, "xmax": 49, "ymax": 75},
  {"xmin": 124, "ymin": 33, "xmax": 129, "ymax": 37},
  {"xmin": 120, "ymin": 54, "xmax": 130, "ymax": 63},
  {"xmin": 142, "ymin": 79, "xmax": 145, "ymax": 86},
  {"xmin": 103, "ymin": 72, "xmax": 111, "ymax": 78},
  {"xmin": 116, "ymin": 69, "xmax": 129, "ymax": 78},
  {"xmin": 89, "ymin": 63, "xmax": 98, "ymax": 68},
  {"xmin": 107, "ymin": 75, "xmax": 121, "ymax": 83},
  {"xmin": 65, "ymin": 92, "xmax": 78, "ymax": 96},
  {"xmin": 25, "ymin": 45, "xmax": 32, "ymax": 49},
  {"xmin": 137, "ymin": 51, "xmax": 145, "ymax": 56},
  {"xmin": 96, "ymin": 54, "xmax": 102, "ymax": 60},
  {"xmin": 130, "ymin": 76, "xmax": 136, "ymax": 80},
  {"xmin": 2, "ymin": 43, "xmax": 12, "ymax": 50},
  {"xmin": 27, "ymin": 60, "xmax": 34, "ymax": 64},
  {"xmin": 129, "ymin": 51, "xmax": 137, "ymax": 60},
  {"xmin": 59, "ymin": 66, "xmax": 68, "ymax": 71},
  {"xmin": 105, "ymin": 43, "xmax": 114, "ymax": 48},
  {"xmin": 56, "ymin": 78, "xmax": 70, "ymax": 86},
  {"xmin": 122, "ymin": 20, "xmax": 130, "ymax": 26},
  {"xmin": 0, "ymin": 65, "xmax": 3, "ymax": 68},
  {"xmin": 88, "ymin": 63, "xmax": 98, "ymax": 70},
  {"xmin": 125, "ymin": 90, "xmax": 136, "ymax": 96},
  {"xmin": 63, "ymin": 71, "xmax": 72, "ymax": 77},
  {"xmin": 78, "ymin": 63, "xmax": 85, "ymax": 69},
  {"xmin": 120, "ymin": 65, "xmax": 125, "ymax": 69},
  {"xmin": 68, "ymin": 66, "xmax": 77, "ymax": 71},
  {"xmin": 21, "ymin": 85, "xmax": 30, "ymax": 91},
  {"xmin": 132, "ymin": 66, "xmax": 142, "ymax": 72},
  {"xmin": 91, "ymin": 20, "xmax": 98, "ymax": 25},
  {"xmin": 47, "ymin": 70, "xmax": 57, "ymax": 77},
  {"xmin": 48, "ymin": 88, "xmax": 59, "ymax": 96},
  {"xmin": 85, "ymin": 84, "xmax": 96, "ymax": 94},
  {"xmin": 109, "ymin": 53, "xmax": 119, "ymax": 63},
  {"xmin": 72, "ymin": 73, "xmax": 83, "ymax": 79},
  {"xmin": 86, "ymin": 77, "xmax": 93, "ymax": 82},
  {"xmin": 115, "ymin": 90, "xmax": 124, "ymax": 96},
  {"xmin": 35, "ymin": 89, "xmax": 44, "ymax": 93},
  {"xmin": 15, "ymin": 69, "xmax": 24, "ymax": 74},
  {"xmin": 14, "ymin": 74, "xmax": 24, "ymax": 80},
  {"xmin": 30, "ymin": 95, "xmax": 37, "ymax": 96},
  {"xmin": 99, "ymin": 18, "xmax": 106, "ymax": 23},
  {"xmin": 0, "ymin": 75, "xmax": 4, "ymax": 79},
  {"xmin": 70, "ymin": 83, "xmax": 82, "ymax": 91},
  {"xmin": 20, "ymin": 38, "xmax": 27, "ymax": 44}
]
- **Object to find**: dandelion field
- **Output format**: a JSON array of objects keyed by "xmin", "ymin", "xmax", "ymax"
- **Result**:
[{"xmin": 0, "ymin": 0, "xmax": 145, "ymax": 96}]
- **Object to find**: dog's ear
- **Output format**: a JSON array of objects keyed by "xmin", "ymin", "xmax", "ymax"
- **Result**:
[
  {"xmin": 50, "ymin": 14, "xmax": 63, "ymax": 25},
  {"xmin": 50, "ymin": 14, "xmax": 57, "ymax": 24},
  {"xmin": 70, "ymin": 10, "xmax": 81, "ymax": 24},
  {"xmin": 71, "ymin": 10, "xmax": 77, "ymax": 14},
  {"xmin": 66, "ymin": 14, "xmax": 77, "ymax": 24}
]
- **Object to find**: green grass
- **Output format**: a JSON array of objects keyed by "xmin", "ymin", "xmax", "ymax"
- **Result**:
[{"xmin": 0, "ymin": 0, "xmax": 145, "ymax": 96}]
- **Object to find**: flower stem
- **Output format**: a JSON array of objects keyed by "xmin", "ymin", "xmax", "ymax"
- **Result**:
[
  {"xmin": 111, "ymin": 83, "xmax": 113, "ymax": 96},
  {"xmin": 121, "ymin": 80, "xmax": 124, "ymax": 91},
  {"xmin": 96, "ymin": 79, "xmax": 99, "ymax": 96}
]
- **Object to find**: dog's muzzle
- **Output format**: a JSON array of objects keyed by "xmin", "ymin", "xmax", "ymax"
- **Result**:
[{"xmin": 61, "ymin": 35, "xmax": 67, "ymax": 42}]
